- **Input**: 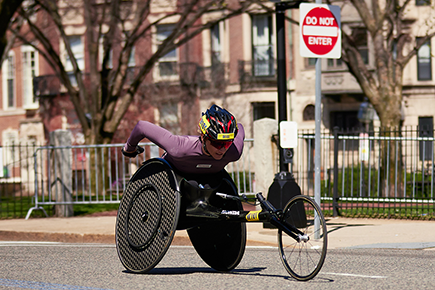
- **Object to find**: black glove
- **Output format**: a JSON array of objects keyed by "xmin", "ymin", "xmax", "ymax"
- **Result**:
[{"xmin": 121, "ymin": 146, "xmax": 144, "ymax": 158}]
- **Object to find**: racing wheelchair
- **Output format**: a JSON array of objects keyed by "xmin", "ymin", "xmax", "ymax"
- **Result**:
[{"xmin": 115, "ymin": 158, "xmax": 327, "ymax": 281}]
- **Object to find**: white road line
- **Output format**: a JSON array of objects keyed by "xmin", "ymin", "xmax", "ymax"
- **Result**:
[
  {"xmin": 324, "ymin": 272, "xmax": 388, "ymax": 279},
  {"xmin": 0, "ymin": 243, "xmax": 277, "ymax": 249},
  {"xmin": 0, "ymin": 241, "xmax": 61, "ymax": 244},
  {"xmin": 0, "ymin": 278, "xmax": 114, "ymax": 290},
  {"xmin": 0, "ymin": 241, "xmax": 114, "ymax": 248}
]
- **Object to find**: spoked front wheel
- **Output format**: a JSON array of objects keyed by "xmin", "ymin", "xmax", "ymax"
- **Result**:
[{"xmin": 278, "ymin": 195, "xmax": 327, "ymax": 281}]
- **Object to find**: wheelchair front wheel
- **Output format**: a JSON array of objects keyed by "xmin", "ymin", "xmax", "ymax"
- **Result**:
[
  {"xmin": 115, "ymin": 159, "xmax": 180, "ymax": 273},
  {"xmin": 278, "ymin": 195, "xmax": 327, "ymax": 281}
]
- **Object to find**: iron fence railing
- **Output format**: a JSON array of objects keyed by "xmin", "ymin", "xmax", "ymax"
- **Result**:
[
  {"xmin": 295, "ymin": 127, "xmax": 435, "ymax": 219},
  {"xmin": 3, "ymin": 128, "xmax": 435, "ymax": 220}
]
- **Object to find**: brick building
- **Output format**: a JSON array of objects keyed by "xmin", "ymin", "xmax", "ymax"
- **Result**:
[{"xmin": 0, "ymin": 1, "xmax": 434, "ymax": 148}]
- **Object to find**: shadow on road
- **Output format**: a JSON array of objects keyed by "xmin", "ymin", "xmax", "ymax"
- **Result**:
[
  {"xmin": 326, "ymin": 220, "xmax": 374, "ymax": 236},
  {"xmin": 126, "ymin": 267, "xmax": 335, "ymax": 284}
]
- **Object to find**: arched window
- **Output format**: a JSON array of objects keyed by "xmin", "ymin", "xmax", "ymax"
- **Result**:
[{"xmin": 303, "ymin": 105, "xmax": 315, "ymax": 121}]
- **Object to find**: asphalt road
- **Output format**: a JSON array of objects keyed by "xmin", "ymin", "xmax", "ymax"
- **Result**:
[{"xmin": 0, "ymin": 242, "xmax": 434, "ymax": 289}]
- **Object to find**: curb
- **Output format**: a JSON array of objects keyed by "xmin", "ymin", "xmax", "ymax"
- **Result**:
[{"xmin": 0, "ymin": 231, "xmax": 115, "ymax": 244}]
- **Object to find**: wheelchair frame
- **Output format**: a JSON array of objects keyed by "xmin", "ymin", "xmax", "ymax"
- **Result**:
[{"xmin": 115, "ymin": 158, "xmax": 327, "ymax": 281}]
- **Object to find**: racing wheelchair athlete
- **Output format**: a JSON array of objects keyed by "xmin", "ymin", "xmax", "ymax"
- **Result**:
[
  {"xmin": 115, "ymin": 104, "xmax": 327, "ymax": 281},
  {"xmin": 117, "ymin": 104, "xmax": 247, "ymax": 273}
]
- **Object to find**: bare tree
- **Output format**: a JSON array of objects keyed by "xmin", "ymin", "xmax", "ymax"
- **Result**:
[
  {"xmin": 0, "ymin": 0, "xmax": 24, "ymax": 62},
  {"xmin": 340, "ymin": 0, "xmax": 435, "ymax": 128},
  {"xmin": 11, "ymin": 0, "xmax": 265, "ymax": 145},
  {"xmin": 337, "ymin": 0, "xmax": 435, "ymax": 196},
  {"xmin": 267, "ymin": 0, "xmax": 435, "ymax": 196}
]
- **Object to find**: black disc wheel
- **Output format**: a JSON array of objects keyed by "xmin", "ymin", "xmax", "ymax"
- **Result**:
[
  {"xmin": 115, "ymin": 159, "xmax": 180, "ymax": 273},
  {"xmin": 278, "ymin": 195, "xmax": 327, "ymax": 281},
  {"xmin": 186, "ymin": 175, "xmax": 246, "ymax": 272},
  {"xmin": 188, "ymin": 221, "xmax": 246, "ymax": 272}
]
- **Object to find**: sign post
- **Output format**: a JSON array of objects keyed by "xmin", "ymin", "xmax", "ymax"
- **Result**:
[{"xmin": 300, "ymin": 3, "xmax": 341, "ymax": 237}]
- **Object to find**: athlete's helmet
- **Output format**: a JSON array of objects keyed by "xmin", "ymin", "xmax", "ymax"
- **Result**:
[{"xmin": 199, "ymin": 105, "xmax": 238, "ymax": 141}]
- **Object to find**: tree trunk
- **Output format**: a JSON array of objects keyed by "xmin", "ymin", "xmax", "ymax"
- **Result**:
[{"xmin": 379, "ymin": 126, "xmax": 404, "ymax": 198}]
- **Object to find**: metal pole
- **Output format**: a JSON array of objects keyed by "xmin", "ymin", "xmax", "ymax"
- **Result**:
[
  {"xmin": 314, "ymin": 0, "xmax": 323, "ymax": 239},
  {"xmin": 314, "ymin": 59, "xmax": 321, "ymax": 206},
  {"xmin": 276, "ymin": 3, "xmax": 288, "ymax": 173},
  {"xmin": 333, "ymin": 127, "xmax": 340, "ymax": 217}
]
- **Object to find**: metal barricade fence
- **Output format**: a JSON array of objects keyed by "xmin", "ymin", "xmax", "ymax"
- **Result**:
[
  {"xmin": 0, "ymin": 142, "xmax": 40, "ymax": 219},
  {"xmin": 26, "ymin": 140, "xmax": 255, "ymax": 219}
]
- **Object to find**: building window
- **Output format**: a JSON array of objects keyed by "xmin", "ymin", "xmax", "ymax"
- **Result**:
[
  {"xmin": 22, "ymin": 45, "xmax": 39, "ymax": 109},
  {"xmin": 65, "ymin": 35, "xmax": 85, "ymax": 86},
  {"xmin": 209, "ymin": 23, "xmax": 226, "ymax": 85},
  {"xmin": 128, "ymin": 46, "xmax": 136, "ymax": 67},
  {"xmin": 305, "ymin": 58, "xmax": 316, "ymax": 68},
  {"xmin": 327, "ymin": 58, "xmax": 343, "ymax": 69},
  {"xmin": 211, "ymin": 23, "xmax": 221, "ymax": 66},
  {"xmin": 418, "ymin": 116, "xmax": 433, "ymax": 161},
  {"xmin": 352, "ymin": 28, "xmax": 368, "ymax": 64},
  {"xmin": 417, "ymin": 38, "xmax": 432, "ymax": 81},
  {"xmin": 253, "ymin": 102, "xmax": 275, "ymax": 121},
  {"xmin": 2, "ymin": 51, "xmax": 16, "ymax": 109},
  {"xmin": 252, "ymin": 15, "xmax": 274, "ymax": 77},
  {"xmin": 416, "ymin": 0, "xmax": 430, "ymax": 6},
  {"xmin": 159, "ymin": 102, "xmax": 180, "ymax": 135},
  {"xmin": 2, "ymin": 129, "xmax": 19, "ymax": 174},
  {"xmin": 303, "ymin": 105, "xmax": 315, "ymax": 121},
  {"xmin": 157, "ymin": 24, "xmax": 178, "ymax": 77},
  {"xmin": 124, "ymin": 46, "xmax": 137, "ymax": 84}
]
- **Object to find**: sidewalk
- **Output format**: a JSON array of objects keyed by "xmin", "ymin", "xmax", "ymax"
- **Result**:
[{"xmin": 1, "ymin": 216, "xmax": 435, "ymax": 249}]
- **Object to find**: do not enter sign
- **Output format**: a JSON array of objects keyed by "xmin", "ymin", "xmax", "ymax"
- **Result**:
[
  {"xmin": 303, "ymin": 8, "xmax": 338, "ymax": 54},
  {"xmin": 300, "ymin": 3, "xmax": 341, "ymax": 59}
]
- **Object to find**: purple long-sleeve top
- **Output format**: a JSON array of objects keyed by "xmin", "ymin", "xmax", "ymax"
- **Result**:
[{"xmin": 124, "ymin": 121, "xmax": 245, "ymax": 175}]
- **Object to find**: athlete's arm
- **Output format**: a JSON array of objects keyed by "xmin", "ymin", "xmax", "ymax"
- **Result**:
[
  {"xmin": 124, "ymin": 121, "xmax": 187, "ymax": 154},
  {"xmin": 229, "ymin": 123, "xmax": 245, "ymax": 160}
]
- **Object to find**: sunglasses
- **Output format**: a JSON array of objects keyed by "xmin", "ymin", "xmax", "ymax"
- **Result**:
[{"xmin": 207, "ymin": 139, "xmax": 233, "ymax": 150}]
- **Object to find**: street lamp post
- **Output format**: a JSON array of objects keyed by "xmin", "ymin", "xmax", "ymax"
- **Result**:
[
  {"xmin": 276, "ymin": 2, "xmax": 289, "ymax": 173},
  {"xmin": 264, "ymin": 1, "xmax": 302, "ymax": 227},
  {"xmin": 358, "ymin": 99, "xmax": 377, "ymax": 132},
  {"xmin": 270, "ymin": 0, "xmax": 301, "ymax": 172}
]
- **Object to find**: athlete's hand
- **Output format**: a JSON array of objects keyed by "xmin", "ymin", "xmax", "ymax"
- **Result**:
[{"xmin": 121, "ymin": 146, "xmax": 144, "ymax": 158}]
